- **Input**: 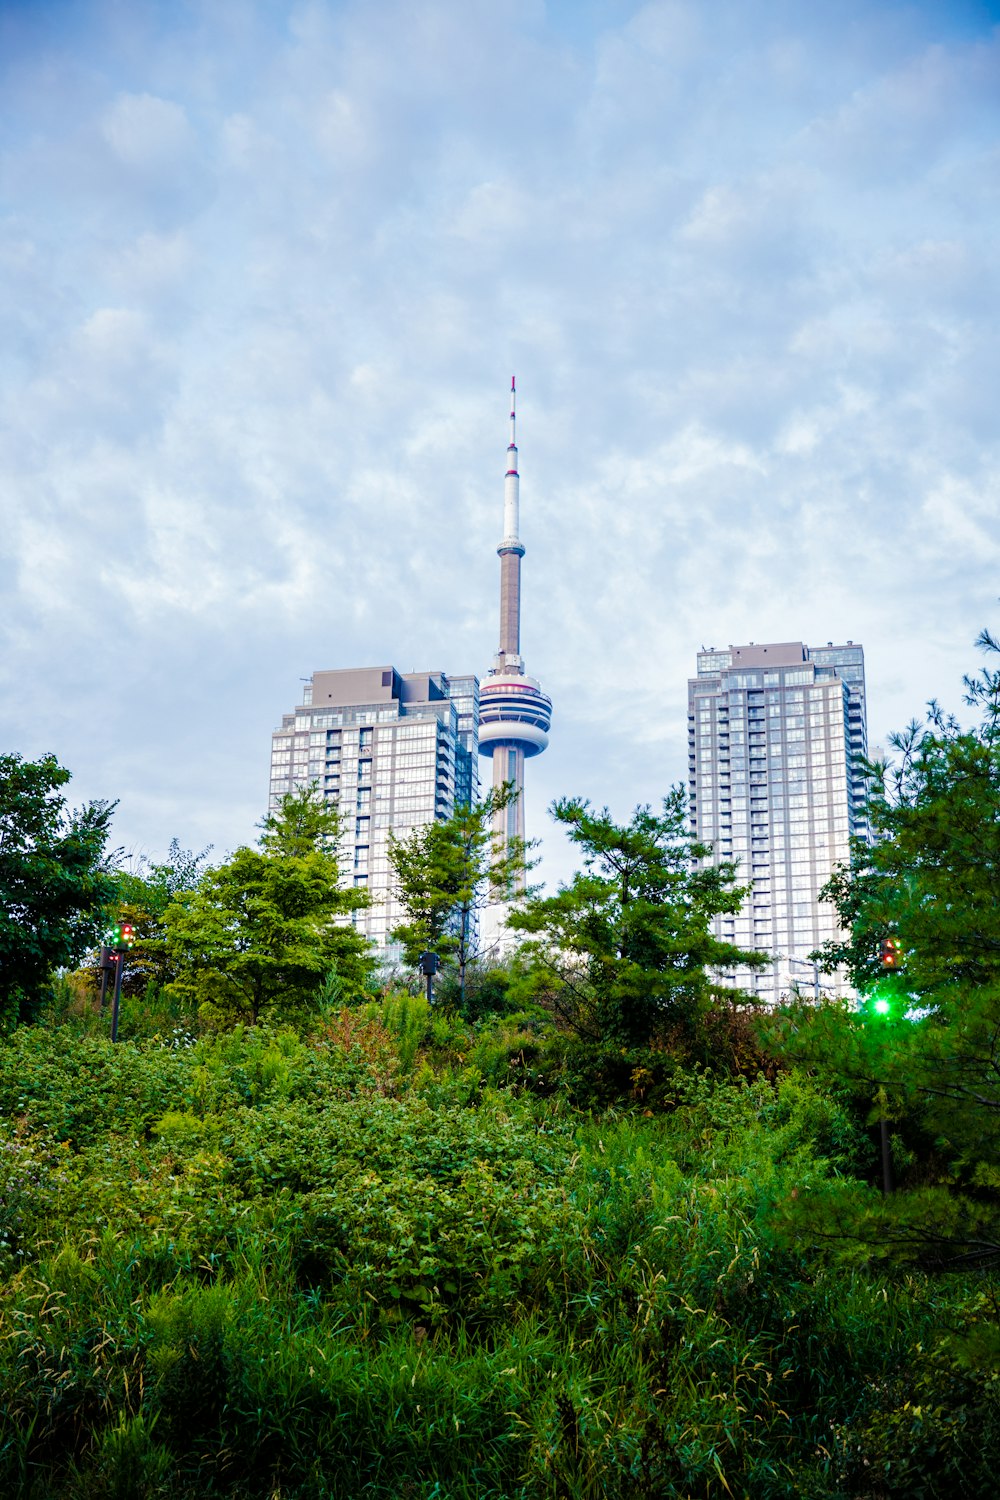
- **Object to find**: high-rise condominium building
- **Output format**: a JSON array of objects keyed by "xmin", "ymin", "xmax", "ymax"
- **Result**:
[
  {"xmin": 688, "ymin": 641, "xmax": 868, "ymax": 1000},
  {"xmin": 267, "ymin": 667, "xmax": 479, "ymax": 948}
]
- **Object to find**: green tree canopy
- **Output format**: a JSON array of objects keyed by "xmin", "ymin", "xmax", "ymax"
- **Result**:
[
  {"xmin": 768, "ymin": 629, "xmax": 1000, "ymax": 1268},
  {"xmin": 258, "ymin": 788, "xmax": 342, "ymax": 858},
  {"xmin": 387, "ymin": 785, "xmax": 527, "ymax": 1007},
  {"xmin": 508, "ymin": 790, "xmax": 766, "ymax": 1048},
  {"xmin": 164, "ymin": 788, "xmax": 371, "ymax": 1025},
  {"xmin": 92, "ymin": 840, "xmax": 214, "ymax": 998},
  {"xmin": 0, "ymin": 753, "xmax": 117, "ymax": 1026}
]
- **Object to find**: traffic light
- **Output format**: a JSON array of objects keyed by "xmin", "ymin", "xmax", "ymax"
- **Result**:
[
  {"xmin": 861, "ymin": 980, "xmax": 898, "ymax": 1020},
  {"xmin": 880, "ymin": 936, "xmax": 902, "ymax": 970},
  {"xmin": 120, "ymin": 923, "xmax": 136, "ymax": 949}
]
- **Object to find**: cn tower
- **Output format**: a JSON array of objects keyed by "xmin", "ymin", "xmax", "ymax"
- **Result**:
[{"xmin": 478, "ymin": 378, "xmax": 552, "ymax": 890}]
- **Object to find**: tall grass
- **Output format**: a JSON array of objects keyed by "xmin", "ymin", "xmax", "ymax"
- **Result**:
[{"xmin": 0, "ymin": 1016, "xmax": 996, "ymax": 1497}]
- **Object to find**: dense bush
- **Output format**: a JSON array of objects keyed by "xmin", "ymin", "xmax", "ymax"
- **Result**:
[{"xmin": 0, "ymin": 1014, "xmax": 997, "ymax": 1497}]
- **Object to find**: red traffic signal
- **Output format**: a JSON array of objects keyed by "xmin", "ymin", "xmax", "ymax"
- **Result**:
[
  {"xmin": 880, "ymin": 936, "xmax": 902, "ymax": 969},
  {"xmin": 106, "ymin": 922, "xmax": 136, "ymax": 951}
]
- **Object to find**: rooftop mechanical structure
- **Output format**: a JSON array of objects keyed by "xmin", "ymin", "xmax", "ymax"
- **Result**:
[{"xmin": 478, "ymin": 378, "xmax": 552, "ymax": 892}]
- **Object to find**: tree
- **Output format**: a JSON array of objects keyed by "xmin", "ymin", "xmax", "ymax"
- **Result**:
[
  {"xmin": 164, "ymin": 788, "xmax": 372, "ymax": 1025},
  {"xmin": 0, "ymin": 753, "xmax": 117, "ymax": 1026},
  {"xmin": 258, "ymin": 790, "xmax": 341, "ymax": 859},
  {"xmin": 87, "ymin": 840, "xmax": 214, "ymax": 998},
  {"xmin": 507, "ymin": 790, "xmax": 766, "ymax": 1048},
  {"xmin": 767, "ymin": 629, "xmax": 1000, "ymax": 1267},
  {"xmin": 387, "ymin": 785, "xmax": 527, "ymax": 1008}
]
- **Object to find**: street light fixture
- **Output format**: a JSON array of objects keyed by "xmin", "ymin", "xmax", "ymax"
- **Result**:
[{"xmin": 418, "ymin": 950, "xmax": 439, "ymax": 1007}]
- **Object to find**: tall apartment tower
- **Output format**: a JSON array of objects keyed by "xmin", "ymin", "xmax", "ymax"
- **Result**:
[
  {"xmin": 268, "ymin": 667, "xmax": 479, "ymax": 948},
  {"xmin": 688, "ymin": 641, "xmax": 868, "ymax": 1000},
  {"xmin": 478, "ymin": 378, "xmax": 552, "ymax": 890}
]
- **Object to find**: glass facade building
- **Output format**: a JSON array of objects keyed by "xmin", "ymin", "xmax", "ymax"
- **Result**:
[
  {"xmin": 268, "ymin": 666, "xmax": 479, "ymax": 950},
  {"xmin": 687, "ymin": 641, "xmax": 869, "ymax": 1001}
]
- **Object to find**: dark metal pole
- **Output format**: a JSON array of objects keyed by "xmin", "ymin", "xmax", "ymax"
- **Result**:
[
  {"xmin": 880, "ymin": 1114, "xmax": 894, "ymax": 1196},
  {"xmin": 110, "ymin": 953, "xmax": 125, "ymax": 1043},
  {"xmin": 418, "ymin": 950, "xmax": 438, "ymax": 1007}
]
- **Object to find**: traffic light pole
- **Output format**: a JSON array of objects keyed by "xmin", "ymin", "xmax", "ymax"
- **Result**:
[
  {"xmin": 97, "ymin": 944, "xmax": 117, "ymax": 1013},
  {"xmin": 880, "ymin": 1114, "xmax": 894, "ymax": 1196},
  {"xmin": 101, "ymin": 924, "xmax": 135, "ymax": 1042},
  {"xmin": 110, "ymin": 953, "xmax": 126, "ymax": 1043},
  {"xmin": 875, "ymin": 936, "xmax": 901, "ymax": 1195}
]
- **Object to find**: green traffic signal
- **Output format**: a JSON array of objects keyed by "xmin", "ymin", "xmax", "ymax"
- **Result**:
[
  {"xmin": 863, "ymin": 971, "xmax": 913, "ymax": 1021},
  {"xmin": 105, "ymin": 922, "xmax": 135, "ymax": 951}
]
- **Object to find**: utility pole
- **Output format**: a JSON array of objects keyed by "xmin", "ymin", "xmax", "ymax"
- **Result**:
[{"xmin": 787, "ymin": 955, "xmax": 820, "ymax": 1001}]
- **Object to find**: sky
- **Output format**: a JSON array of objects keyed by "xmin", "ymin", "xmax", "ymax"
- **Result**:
[{"xmin": 2, "ymin": 0, "xmax": 999, "ymax": 889}]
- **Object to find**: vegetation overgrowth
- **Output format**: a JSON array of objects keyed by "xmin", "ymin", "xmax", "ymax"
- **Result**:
[
  {"xmin": 0, "ymin": 986, "xmax": 996, "ymax": 1498},
  {"xmin": 3, "ymin": 631, "xmax": 1000, "ymax": 1494}
]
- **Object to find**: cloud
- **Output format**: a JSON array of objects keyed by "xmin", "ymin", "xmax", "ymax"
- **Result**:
[
  {"xmin": 101, "ymin": 92, "xmax": 195, "ymax": 171},
  {"xmin": 0, "ymin": 0, "xmax": 998, "ymax": 890}
]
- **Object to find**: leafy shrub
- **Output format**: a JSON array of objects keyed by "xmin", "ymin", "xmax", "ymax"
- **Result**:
[
  {"xmin": 0, "ymin": 1030, "xmax": 193, "ymax": 1146},
  {"xmin": 363, "ymin": 990, "xmax": 432, "ymax": 1073},
  {"xmin": 0, "ymin": 1122, "xmax": 73, "ymax": 1269},
  {"xmin": 1, "ymin": 1020, "xmax": 997, "ymax": 1498}
]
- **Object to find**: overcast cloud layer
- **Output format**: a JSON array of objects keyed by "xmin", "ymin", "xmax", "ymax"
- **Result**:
[{"xmin": 2, "ymin": 0, "xmax": 999, "ymax": 886}]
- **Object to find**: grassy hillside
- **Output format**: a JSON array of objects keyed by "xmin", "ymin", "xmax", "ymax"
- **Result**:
[{"xmin": 0, "ymin": 995, "xmax": 995, "ymax": 1498}]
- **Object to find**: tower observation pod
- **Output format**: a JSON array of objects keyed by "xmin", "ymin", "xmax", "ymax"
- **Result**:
[{"xmin": 478, "ymin": 378, "xmax": 552, "ymax": 894}]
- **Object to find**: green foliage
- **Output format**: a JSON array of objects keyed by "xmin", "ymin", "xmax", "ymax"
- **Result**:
[
  {"xmin": 0, "ymin": 1027, "xmax": 194, "ymax": 1147},
  {"xmin": 93, "ymin": 840, "xmax": 213, "ymax": 1000},
  {"xmin": 435, "ymin": 955, "xmax": 522, "ymax": 1022},
  {"xmin": 0, "ymin": 1017, "xmax": 998, "ymax": 1496},
  {"xmin": 0, "ymin": 752, "xmax": 117, "ymax": 1028},
  {"xmin": 164, "ymin": 788, "xmax": 373, "ymax": 1026},
  {"xmin": 768, "ymin": 629, "xmax": 1000, "ymax": 1269},
  {"xmin": 6, "ymin": 702, "xmax": 1000, "ymax": 1494},
  {"xmin": 817, "ymin": 627, "xmax": 1000, "ymax": 1004},
  {"xmin": 364, "ymin": 989, "xmax": 433, "ymax": 1073},
  {"xmin": 509, "ymin": 791, "xmax": 767, "ymax": 1048},
  {"xmin": 388, "ymin": 785, "xmax": 529, "ymax": 1006},
  {"xmin": 258, "ymin": 786, "xmax": 342, "ymax": 857}
]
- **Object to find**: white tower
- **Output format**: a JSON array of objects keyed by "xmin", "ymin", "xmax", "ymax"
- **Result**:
[{"xmin": 478, "ymin": 378, "xmax": 552, "ymax": 907}]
